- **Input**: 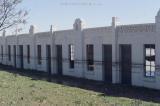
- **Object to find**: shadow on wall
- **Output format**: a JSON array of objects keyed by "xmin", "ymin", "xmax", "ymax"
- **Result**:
[{"xmin": 0, "ymin": 64, "xmax": 160, "ymax": 104}]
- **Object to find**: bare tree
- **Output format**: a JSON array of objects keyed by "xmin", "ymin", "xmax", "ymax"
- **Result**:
[{"xmin": 0, "ymin": 0, "xmax": 28, "ymax": 32}]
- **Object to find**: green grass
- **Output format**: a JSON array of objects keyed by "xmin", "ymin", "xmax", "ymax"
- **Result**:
[{"xmin": 0, "ymin": 70, "xmax": 159, "ymax": 106}]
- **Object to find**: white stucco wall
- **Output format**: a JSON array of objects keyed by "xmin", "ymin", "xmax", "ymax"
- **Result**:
[
  {"xmin": 17, "ymin": 34, "xmax": 35, "ymax": 70},
  {"xmin": 34, "ymin": 32, "xmax": 52, "ymax": 72},
  {"xmin": 0, "ymin": 36, "xmax": 7, "ymax": 65},
  {"xmin": 0, "ymin": 11, "xmax": 160, "ymax": 90},
  {"xmin": 117, "ymin": 24, "xmax": 160, "ymax": 89},
  {"xmin": 6, "ymin": 35, "xmax": 17, "ymax": 66},
  {"xmin": 54, "ymin": 29, "xmax": 83, "ymax": 78},
  {"xmin": 83, "ymin": 26, "xmax": 116, "ymax": 81}
]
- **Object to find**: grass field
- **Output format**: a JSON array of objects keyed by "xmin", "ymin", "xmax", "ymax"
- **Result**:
[{"xmin": 0, "ymin": 69, "xmax": 159, "ymax": 106}]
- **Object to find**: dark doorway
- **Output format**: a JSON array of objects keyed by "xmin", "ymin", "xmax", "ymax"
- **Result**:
[
  {"xmin": 56, "ymin": 45, "xmax": 63, "ymax": 76},
  {"xmin": 46, "ymin": 45, "xmax": 51, "ymax": 76},
  {"xmin": 13, "ymin": 45, "xmax": 16, "ymax": 68},
  {"xmin": 120, "ymin": 44, "xmax": 132, "ymax": 85},
  {"xmin": 19, "ymin": 45, "xmax": 24, "ymax": 69},
  {"xmin": 102, "ymin": 45, "xmax": 112, "ymax": 84}
]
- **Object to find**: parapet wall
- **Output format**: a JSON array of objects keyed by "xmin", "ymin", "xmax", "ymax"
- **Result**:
[{"xmin": 117, "ymin": 23, "xmax": 156, "ymax": 33}]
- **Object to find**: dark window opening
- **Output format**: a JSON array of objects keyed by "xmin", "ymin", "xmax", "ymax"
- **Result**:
[
  {"xmin": 27, "ymin": 45, "xmax": 30, "ymax": 64},
  {"xmin": 144, "ymin": 44, "xmax": 155, "ymax": 77},
  {"xmin": 69, "ymin": 44, "xmax": 75, "ymax": 69},
  {"xmin": 86, "ymin": 45, "xmax": 94, "ymax": 71},
  {"xmin": 56, "ymin": 45, "xmax": 63, "ymax": 75},
  {"xmin": 8, "ymin": 45, "xmax": 11, "ymax": 61},
  {"xmin": 1, "ymin": 46, "xmax": 3, "ymax": 60},
  {"xmin": 37, "ymin": 45, "xmax": 42, "ymax": 65},
  {"xmin": 19, "ymin": 45, "xmax": 24, "ymax": 69},
  {"xmin": 13, "ymin": 45, "xmax": 16, "ymax": 67}
]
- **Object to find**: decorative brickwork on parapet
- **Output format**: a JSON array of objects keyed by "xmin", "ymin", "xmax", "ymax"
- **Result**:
[{"xmin": 117, "ymin": 23, "xmax": 156, "ymax": 33}]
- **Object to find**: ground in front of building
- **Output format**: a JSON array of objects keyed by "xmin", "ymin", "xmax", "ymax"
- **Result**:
[{"xmin": 0, "ymin": 68, "xmax": 159, "ymax": 106}]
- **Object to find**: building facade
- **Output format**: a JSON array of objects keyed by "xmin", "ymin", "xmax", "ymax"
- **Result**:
[{"xmin": 1, "ymin": 10, "xmax": 160, "ymax": 90}]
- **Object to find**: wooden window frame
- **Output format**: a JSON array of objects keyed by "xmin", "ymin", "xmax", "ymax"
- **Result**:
[
  {"xmin": 69, "ymin": 44, "xmax": 75, "ymax": 69},
  {"xmin": 144, "ymin": 44, "xmax": 155, "ymax": 77},
  {"xmin": 8, "ymin": 45, "xmax": 11, "ymax": 61},
  {"xmin": 37, "ymin": 45, "xmax": 42, "ymax": 65},
  {"xmin": 27, "ymin": 45, "xmax": 30, "ymax": 64},
  {"xmin": 86, "ymin": 45, "xmax": 94, "ymax": 71}
]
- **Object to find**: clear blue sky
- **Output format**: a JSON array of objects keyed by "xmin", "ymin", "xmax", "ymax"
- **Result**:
[{"xmin": 18, "ymin": 0, "xmax": 160, "ymax": 33}]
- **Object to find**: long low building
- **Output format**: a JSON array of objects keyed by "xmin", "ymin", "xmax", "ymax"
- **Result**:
[{"xmin": 0, "ymin": 10, "xmax": 160, "ymax": 90}]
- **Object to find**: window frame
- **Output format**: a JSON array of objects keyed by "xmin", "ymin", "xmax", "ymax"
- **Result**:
[
  {"xmin": 144, "ymin": 44, "xmax": 156, "ymax": 77},
  {"xmin": 1, "ymin": 45, "xmax": 3, "ymax": 60},
  {"xmin": 86, "ymin": 44, "xmax": 94, "ymax": 71},
  {"xmin": 37, "ymin": 45, "xmax": 42, "ymax": 65},
  {"xmin": 8, "ymin": 45, "xmax": 11, "ymax": 61},
  {"xmin": 69, "ymin": 44, "xmax": 75, "ymax": 69},
  {"xmin": 27, "ymin": 45, "xmax": 30, "ymax": 64}
]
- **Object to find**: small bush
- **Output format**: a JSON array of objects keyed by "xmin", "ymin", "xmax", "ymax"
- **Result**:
[
  {"xmin": 34, "ymin": 96, "xmax": 47, "ymax": 103},
  {"xmin": 29, "ymin": 83, "xmax": 36, "ymax": 88},
  {"xmin": 74, "ymin": 100, "xmax": 81, "ymax": 105}
]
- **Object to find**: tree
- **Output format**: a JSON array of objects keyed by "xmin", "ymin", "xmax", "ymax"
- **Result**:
[{"xmin": 0, "ymin": 0, "xmax": 28, "ymax": 32}]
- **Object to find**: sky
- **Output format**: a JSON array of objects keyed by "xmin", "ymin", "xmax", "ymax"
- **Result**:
[{"xmin": 9, "ymin": 0, "xmax": 160, "ymax": 34}]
